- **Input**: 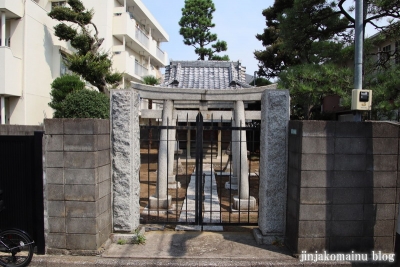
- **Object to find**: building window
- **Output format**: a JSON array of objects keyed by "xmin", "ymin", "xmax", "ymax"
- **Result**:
[
  {"xmin": 60, "ymin": 53, "xmax": 71, "ymax": 76},
  {"xmin": 0, "ymin": 38, "xmax": 10, "ymax": 47},
  {"xmin": 51, "ymin": 1, "xmax": 66, "ymax": 9},
  {"xmin": 380, "ymin": 44, "xmax": 391, "ymax": 62},
  {"xmin": 381, "ymin": 45, "xmax": 392, "ymax": 61}
]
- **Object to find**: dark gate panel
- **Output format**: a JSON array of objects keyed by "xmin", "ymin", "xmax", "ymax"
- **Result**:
[
  {"xmin": 139, "ymin": 114, "xmax": 260, "ymax": 228},
  {"xmin": 0, "ymin": 132, "xmax": 45, "ymax": 253}
]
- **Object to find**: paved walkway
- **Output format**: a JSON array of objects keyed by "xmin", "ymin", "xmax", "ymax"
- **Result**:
[
  {"xmin": 176, "ymin": 164, "xmax": 223, "ymax": 231},
  {"xmin": 29, "ymin": 231, "xmax": 391, "ymax": 266}
]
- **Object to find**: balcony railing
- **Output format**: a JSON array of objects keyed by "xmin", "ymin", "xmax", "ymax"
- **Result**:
[
  {"xmin": 135, "ymin": 61, "xmax": 148, "ymax": 77},
  {"xmin": 112, "ymin": 7, "xmax": 168, "ymax": 66},
  {"xmin": 135, "ymin": 27, "xmax": 149, "ymax": 48},
  {"xmin": 156, "ymin": 46, "xmax": 164, "ymax": 62}
]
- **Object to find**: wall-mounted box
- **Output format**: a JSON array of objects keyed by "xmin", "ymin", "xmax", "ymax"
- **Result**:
[{"xmin": 351, "ymin": 89, "xmax": 372, "ymax": 111}]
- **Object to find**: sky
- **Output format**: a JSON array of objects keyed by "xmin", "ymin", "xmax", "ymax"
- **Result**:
[
  {"xmin": 140, "ymin": 0, "xmax": 384, "ymax": 76},
  {"xmin": 141, "ymin": 0, "xmax": 273, "ymax": 75}
]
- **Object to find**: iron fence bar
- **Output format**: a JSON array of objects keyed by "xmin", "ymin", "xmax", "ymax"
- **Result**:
[
  {"xmin": 238, "ymin": 121, "xmax": 242, "ymax": 223},
  {"xmin": 141, "ymin": 125, "xmax": 258, "ymax": 130},
  {"xmin": 140, "ymin": 125, "xmax": 258, "ymax": 131},
  {"xmin": 147, "ymin": 124, "xmax": 151, "ymax": 222},
  {"xmin": 209, "ymin": 114, "xmax": 213, "ymax": 223},
  {"xmin": 156, "ymin": 119, "xmax": 161, "ymax": 221},
  {"xmin": 219, "ymin": 116, "xmax": 223, "ymax": 224},
  {"xmin": 238, "ymin": 119, "xmax": 242, "ymax": 223},
  {"xmin": 252, "ymin": 126, "xmax": 255, "ymax": 154},
  {"xmin": 166, "ymin": 117, "xmax": 169, "ymax": 222},
  {"xmin": 247, "ymin": 126, "xmax": 251, "ymax": 223},
  {"xmin": 185, "ymin": 114, "xmax": 189, "ymax": 223},
  {"xmin": 175, "ymin": 115, "xmax": 179, "ymax": 222},
  {"xmin": 195, "ymin": 113, "xmax": 203, "ymax": 226},
  {"xmin": 143, "ymin": 125, "xmax": 197, "ymax": 130},
  {"xmin": 195, "ymin": 114, "xmax": 199, "ymax": 225},
  {"xmin": 200, "ymin": 119, "xmax": 203, "ymax": 227},
  {"xmin": 229, "ymin": 118, "xmax": 233, "ymax": 224}
]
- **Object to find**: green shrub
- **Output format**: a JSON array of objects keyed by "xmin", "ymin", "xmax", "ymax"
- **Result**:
[
  {"xmin": 60, "ymin": 89, "xmax": 109, "ymax": 119},
  {"xmin": 49, "ymin": 74, "xmax": 85, "ymax": 118},
  {"xmin": 117, "ymin": 239, "xmax": 127, "ymax": 245},
  {"xmin": 142, "ymin": 75, "xmax": 160, "ymax": 85}
]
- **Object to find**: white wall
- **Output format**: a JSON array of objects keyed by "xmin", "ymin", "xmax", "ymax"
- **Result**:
[
  {"xmin": 4, "ymin": 0, "xmax": 168, "ymax": 125},
  {"xmin": 7, "ymin": 1, "xmax": 59, "ymax": 124},
  {"xmin": 9, "ymin": 17, "xmax": 23, "ymax": 58},
  {"xmin": 82, "ymin": 0, "xmax": 115, "ymax": 53}
]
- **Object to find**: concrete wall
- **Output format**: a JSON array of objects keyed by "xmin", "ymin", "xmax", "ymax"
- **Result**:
[
  {"xmin": 44, "ymin": 119, "xmax": 112, "ymax": 254},
  {"xmin": 0, "ymin": 125, "xmax": 43, "ymax": 135},
  {"xmin": 286, "ymin": 121, "xmax": 399, "ymax": 254}
]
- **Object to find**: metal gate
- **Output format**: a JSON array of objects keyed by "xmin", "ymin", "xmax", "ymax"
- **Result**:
[
  {"xmin": 140, "ymin": 113, "xmax": 260, "ymax": 228},
  {"xmin": 0, "ymin": 132, "xmax": 45, "ymax": 253}
]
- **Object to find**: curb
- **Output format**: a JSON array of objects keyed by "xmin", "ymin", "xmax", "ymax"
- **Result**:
[{"xmin": 29, "ymin": 255, "xmax": 395, "ymax": 267}]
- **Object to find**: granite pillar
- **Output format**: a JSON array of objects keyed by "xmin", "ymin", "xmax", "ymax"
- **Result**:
[
  {"xmin": 111, "ymin": 90, "xmax": 141, "ymax": 232},
  {"xmin": 253, "ymin": 89, "xmax": 289, "ymax": 244}
]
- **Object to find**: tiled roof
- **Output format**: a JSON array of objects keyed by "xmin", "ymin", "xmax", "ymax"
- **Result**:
[{"xmin": 162, "ymin": 61, "xmax": 253, "ymax": 89}]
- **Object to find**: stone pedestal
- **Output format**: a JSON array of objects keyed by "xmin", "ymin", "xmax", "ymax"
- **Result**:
[
  {"xmin": 232, "ymin": 196, "xmax": 256, "ymax": 211},
  {"xmin": 168, "ymin": 175, "xmax": 181, "ymax": 189},
  {"xmin": 253, "ymin": 228, "xmax": 280, "ymax": 245},
  {"xmin": 149, "ymin": 195, "xmax": 172, "ymax": 210}
]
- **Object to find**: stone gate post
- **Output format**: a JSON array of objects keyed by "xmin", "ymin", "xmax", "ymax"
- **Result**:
[
  {"xmin": 111, "ymin": 90, "xmax": 140, "ymax": 232},
  {"xmin": 254, "ymin": 89, "xmax": 289, "ymax": 244}
]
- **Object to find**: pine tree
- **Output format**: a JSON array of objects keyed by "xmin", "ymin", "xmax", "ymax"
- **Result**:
[
  {"xmin": 255, "ymin": 0, "xmax": 400, "ymax": 79},
  {"xmin": 48, "ymin": 0, "xmax": 122, "ymax": 96},
  {"xmin": 178, "ymin": 0, "xmax": 229, "ymax": 60}
]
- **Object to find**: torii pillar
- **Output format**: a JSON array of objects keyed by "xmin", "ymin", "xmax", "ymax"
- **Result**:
[
  {"xmin": 168, "ymin": 118, "xmax": 181, "ymax": 189},
  {"xmin": 225, "ymin": 109, "xmax": 239, "ymax": 190},
  {"xmin": 232, "ymin": 100, "xmax": 256, "ymax": 210},
  {"xmin": 149, "ymin": 100, "xmax": 174, "ymax": 209}
]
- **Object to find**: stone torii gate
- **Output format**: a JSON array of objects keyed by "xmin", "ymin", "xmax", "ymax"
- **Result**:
[
  {"xmin": 110, "ymin": 84, "xmax": 289, "ymax": 244},
  {"xmin": 137, "ymin": 85, "xmax": 263, "ymax": 211}
]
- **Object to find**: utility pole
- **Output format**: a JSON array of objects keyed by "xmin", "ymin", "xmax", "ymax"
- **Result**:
[{"xmin": 353, "ymin": 0, "xmax": 364, "ymax": 121}]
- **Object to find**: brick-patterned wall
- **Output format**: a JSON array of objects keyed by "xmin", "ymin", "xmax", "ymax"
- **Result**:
[
  {"xmin": 44, "ymin": 119, "xmax": 111, "ymax": 253},
  {"xmin": 286, "ymin": 121, "xmax": 399, "ymax": 254}
]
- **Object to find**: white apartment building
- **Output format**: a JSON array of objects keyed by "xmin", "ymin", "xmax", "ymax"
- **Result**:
[{"xmin": 0, "ymin": 0, "xmax": 169, "ymax": 125}]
